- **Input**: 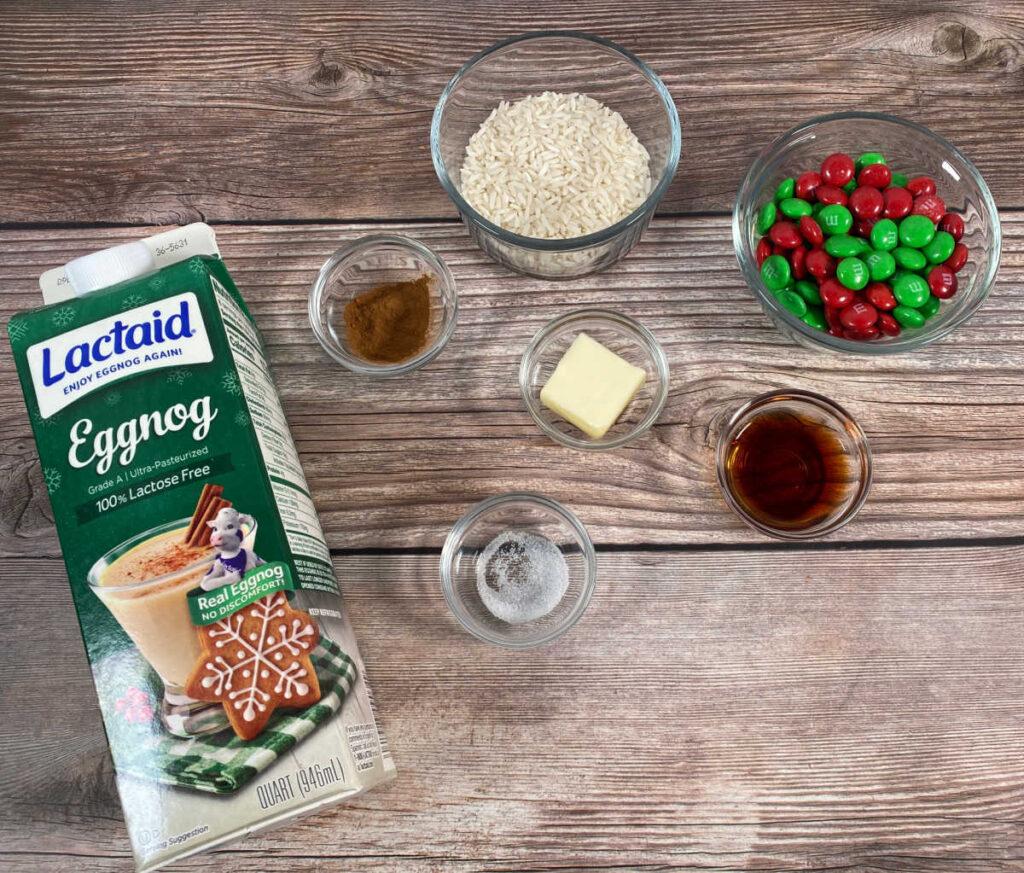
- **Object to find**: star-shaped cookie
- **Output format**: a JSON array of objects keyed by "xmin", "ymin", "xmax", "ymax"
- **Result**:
[{"xmin": 185, "ymin": 591, "xmax": 321, "ymax": 740}]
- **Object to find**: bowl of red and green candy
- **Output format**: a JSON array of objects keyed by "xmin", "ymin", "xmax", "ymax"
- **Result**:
[{"xmin": 734, "ymin": 112, "xmax": 1000, "ymax": 353}]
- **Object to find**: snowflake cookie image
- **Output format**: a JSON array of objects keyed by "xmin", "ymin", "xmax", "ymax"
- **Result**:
[
  {"xmin": 43, "ymin": 467, "xmax": 62, "ymax": 494},
  {"xmin": 233, "ymin": 409, "xmax": 250, "ymax": 427},
  {"xmin": 105, "ymin": 390, "xmax": 122, "ymax": 406},
  {"xmin": 51, "ymin": 305, "xmax": 76, "ymax": 328},
  {"xmin": 166, "ymin": 367, "xmax": 190, "ymax": 386},
  {"xmin": 185, "ymin": 592, "xmax": 321, "ymax": 740},
  {"xmin": 221, "ymin": 371, "xmax": 242, "ymax": 396}
]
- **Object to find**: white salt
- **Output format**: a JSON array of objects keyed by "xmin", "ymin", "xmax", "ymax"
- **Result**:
[{"xmin": 475, "ymin": 529, "xmax": 570, "ymax": 624}]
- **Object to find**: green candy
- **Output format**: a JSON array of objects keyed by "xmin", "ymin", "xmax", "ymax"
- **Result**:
[
  {"xmin": 801, "ymin": 308, "xmax": 828, "ymax": 331},
  {"xmin": 893, "ymin": 305, "xmax": 926, "ymax": 329},
  {"xmin": 893, "ymin": 272, "xmax": 931, "ymax": 308},
  {"xmin": 775, "ymin": 177, "xmax": 796, "ymax": 201},
  {"xmin": 825, "ymin": 234, "xmax": 867, "ymax": 258},
  {"xmin": 892, "ymin": 246, "xmax": 927, "ymax": 271},
  {"xmin": 864, "ymin": 250, "xmax": 896, "ymax": 282},
  {"xmin": 776, "ymin": 289, "xmax": 808, "ymax": 317},
  {"xmin": 761, "ymin": 254, "xmax": 791, "ymax": 291},
  {"xmin": 890, "ymin": 171, "xmax": 909, "ymax": 188},
  {"xmin": 919, "ymin": 294, "xmax": 941, "ymax": 320},
  {"xmin": 923, "ymin": 230, "xmax": 956, "ymax": 264},
  {"xmin": 818, "ymin": 204, "xmax": 853, "ymax": 236},
  {"xmin": 870, "ymin": 218, "xmax": 899, "ymax": 252},
  {"xmin": 779, "ymin": 197, "xmax": 813, "ymax": 219},
  {"xmin": 899, "ymin": 214, "xmax": 936, "ymax": 248},
  {"xmin": 794, "ymin": 279, "xmax": 821, "ymax": 306},
  {"xmin": 856, "ymin": 151, "xmax": 886, "ymax": 170},
  {"xmin": 812, "ymin": 202, "xmax": 826, "ymax": 216},
  {"xmin": 842, "ymin": 179, "xmax": 857, "ymax": 194},
  {"xmin": 836, "ymin": 257, "xmax": 869, "ymax": 290},
  {"xmin": 756, "ymin": 201, "xmax": 777, "ymax": 235}
]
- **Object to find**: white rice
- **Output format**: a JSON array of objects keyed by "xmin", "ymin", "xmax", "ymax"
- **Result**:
[{"xmin": 457, "ymin": 91, "xmax": 652, "ymax": 240}]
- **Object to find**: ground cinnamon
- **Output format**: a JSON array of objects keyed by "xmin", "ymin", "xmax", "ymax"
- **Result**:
[{"xmin": 343, "ymin": 274, "xmax": 431, "ymax": 364}]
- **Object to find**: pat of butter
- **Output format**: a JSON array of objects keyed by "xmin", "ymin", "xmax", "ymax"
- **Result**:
[{"xmin": 540, "ymin": 332, "xmax": 646, "ymax": 439}]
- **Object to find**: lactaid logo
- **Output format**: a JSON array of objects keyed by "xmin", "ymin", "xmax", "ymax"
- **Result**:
[{"xmin": 27, "ymin": 292, "xmax": 213, "ymax": 417}]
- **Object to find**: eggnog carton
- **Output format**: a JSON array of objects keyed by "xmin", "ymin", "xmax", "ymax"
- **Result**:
[{"xmin": 7, "ymin": 224, "xmax": 395, "ymax": 871}]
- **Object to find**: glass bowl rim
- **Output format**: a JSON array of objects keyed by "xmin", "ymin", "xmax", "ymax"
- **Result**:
[
  {"xmin": 519, "ymin": 307, "xmax": 670, "ymax": 451},
  {"xmin": 732, "ymin": 110, "xmax": 1002, "ymax": 355},
  {"xmin": 439, "ymin": 491, "xmax": 598, "ymax": 649},
  {"xmin": 715, "ymin": 388, "xmax": 873, "ymax": 540},
  {"xmin": 307, "ymin": 233, "xmax": 459, "ymax": 377},
  {"xmin": 430, "ymin": 29, "xmax": 682, "ymax": 252}
]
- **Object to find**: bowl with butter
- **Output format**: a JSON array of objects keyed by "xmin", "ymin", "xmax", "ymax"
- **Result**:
[{"xmin": 519, "ymin": 309, "xmax": 669, "ymax": 450}]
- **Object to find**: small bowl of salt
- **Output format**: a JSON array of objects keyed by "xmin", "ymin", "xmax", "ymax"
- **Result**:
[{"xmin": 440, "ymin": 493, "xmax": 596, "ymax": 648}]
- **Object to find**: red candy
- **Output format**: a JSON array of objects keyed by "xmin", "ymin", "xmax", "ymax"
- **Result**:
[
  {"xmin": 844, "ymin": 325, "xmax": 880, "ymax": 341},
  {"xmin": 858, "ymin": 163, "xmax": 892, "ymax": 188},
  {"xmin": 928, "ymin": 265, "xmax": 958, "ymax": 298},
  {"xmin": 853, "ymin": 218, "xmax": 877, "ymax": 238},
  {"xmin": 806, "ymin": 248, "xmax": 836, "ymax": 280},
  {"xmin": 769, "ymin": 220, "xmax": 802, "ymax": 249},
  {"xmin": 799, "ymin": 215, "xmax": 824, "ymax": 246},
  {"xmin": 912, "ymin": 193, "xmax": 946, "ymax": 224},
  {"xmin": 819, "ymin": 279, "xmax": 854, "ymax": 309},
  {"xmin": 907, "ymin": 176, "xmax": 937, "ymax": 197},
  {"xmin": 816, "ymin": 184, "xmax": 848, "ymax": 206},
  {"xmin": 756, "ymin": 238, "xmax": 772, "ymax": 268},
  {"xmin": 790, "ymin": 245, "xmax": 807, "ymax": 279},
  {"xmin": 821, "ymin": 152, "xmax": 855, "ymax": 186},
  {"xmin": 882, "ymin": 187, "xmax": 913, "ymax": 219},
  {"xmin": 840, "ymin": 300, "xmax": 878, "ymax": 331},
  {"xmin": 825, "ymin": 306, "xmax": 845, "ymax": 333},
  {"xmin": 877, "ymin": 313, "xmax": 901, "ymax": 337},
  {"xmin": 772, "ymin": 243, "xmax": 787, "ymax": 256},
  {"xmin": 946, "ymin": 242, "xmax": 969, "ymax": 272},
  {"xmin": 939, "ymin": 212, "xmax": 964, "ymax": 241},
  {"xmin": 795, "ymin": 171, "xmax": 822, "ymax": 200},
  {"xmin": 865, "ymin": 282, "xmax": 897, "ymax": 311},
  {"xmin": 849, "ymin": 185, "xmax": 884, "ymax": 220}
]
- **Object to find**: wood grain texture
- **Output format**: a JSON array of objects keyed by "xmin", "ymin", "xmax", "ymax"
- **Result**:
[
  {"xmin": 1, "ymin": 547, "xmax": 1021, "ymax": 871},
  {"xmin": 0, "ymin": 0, "xmax": 1022, "ymax": 224},
  {"xmin": 2, "ymin": 217, "xmax": 1023, "ymax": 554}
]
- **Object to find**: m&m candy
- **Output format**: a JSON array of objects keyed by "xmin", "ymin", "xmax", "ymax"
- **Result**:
[{"xmin": 753, "ymin": 150, "xmax": 973, "ymax": 342}]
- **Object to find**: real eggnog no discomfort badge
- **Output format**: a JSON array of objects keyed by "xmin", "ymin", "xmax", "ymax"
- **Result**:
[{"xmin": 188, "ymin": 561, "xmax": 294, "ymax": 625}]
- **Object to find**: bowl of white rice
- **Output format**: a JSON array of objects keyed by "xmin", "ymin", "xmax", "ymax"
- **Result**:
[{"xmin": 431, "ymin": 31, "xmax": 681, "ymax": 279}]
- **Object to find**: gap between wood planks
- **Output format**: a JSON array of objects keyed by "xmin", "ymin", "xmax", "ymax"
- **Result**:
[
  {"xmin": 4, "ymin": 208, "xmax": 1024, "ymax": 232},
  {"xmin": 333, "ymin": 533, "xmax": 1024, "ymax": 558}
]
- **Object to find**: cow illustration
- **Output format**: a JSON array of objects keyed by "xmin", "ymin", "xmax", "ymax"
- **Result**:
[{"xmin": 201, "ymin": 507, "xmax": 265, "ymax": 591}]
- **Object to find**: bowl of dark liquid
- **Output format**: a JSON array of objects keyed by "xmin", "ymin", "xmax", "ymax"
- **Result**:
[{"xmin": 716, "ymin": 390, "xmax": 872, "ymax": 539}]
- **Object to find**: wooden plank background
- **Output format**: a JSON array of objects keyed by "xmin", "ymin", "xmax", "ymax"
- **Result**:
[{"xmin": 0, "ymin": 1, "xmax": 1022, "ymax": 871}]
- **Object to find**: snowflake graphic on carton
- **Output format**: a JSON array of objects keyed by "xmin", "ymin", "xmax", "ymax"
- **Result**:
[
  {"xmin": 221, "ymin": 371, "xmax": 242, "ymax": 396},
  {"xmin": 51, "ymin": 305, "xmax": 76, "ymax": 328},
  {"xmin": 43, "ymin": 467, "xmax": 62, "ymax": 493}
]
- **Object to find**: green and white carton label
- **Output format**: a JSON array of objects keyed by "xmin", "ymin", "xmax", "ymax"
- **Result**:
[{"xmin": 7, "ymin": 224, "xmax": 395, "ymax": 872}]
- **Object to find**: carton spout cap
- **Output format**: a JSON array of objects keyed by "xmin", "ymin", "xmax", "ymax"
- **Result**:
[{"xmin": 66, "ymin": 242, "xmax": 157, "ymax": 296}]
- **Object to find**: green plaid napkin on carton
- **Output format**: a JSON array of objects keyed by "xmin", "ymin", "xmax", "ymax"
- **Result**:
[{"xmin": 99, "ymin": 640, "xmax": 356, "ymax": 795}]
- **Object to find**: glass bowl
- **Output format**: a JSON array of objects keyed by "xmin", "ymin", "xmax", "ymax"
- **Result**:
[
  {"xmin": 733, "ymin": 112, "xmax": 1001, "ymax": 354},
  {"xmin": 520, "ymin": 309, "xmax": 669, "ymax": 450},
  {"xmin": 440, "ymin": 493, "xmax": 597, "ymax": 648},
  {"xmin": 431, "ymin": 31, "xmax": 681, "ymax": 279},
  {"xmin": 716, "ymin": 390, "xmax": 872, "ymax": 540},
  {"xmin": 308, "ymin": 234, "xmax": 458, "ymax": 376}
]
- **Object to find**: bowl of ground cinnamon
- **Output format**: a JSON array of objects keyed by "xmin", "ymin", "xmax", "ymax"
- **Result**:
[{"xmin": 309, "ymin": 234, "xmax": 458, "ymax": 376}]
